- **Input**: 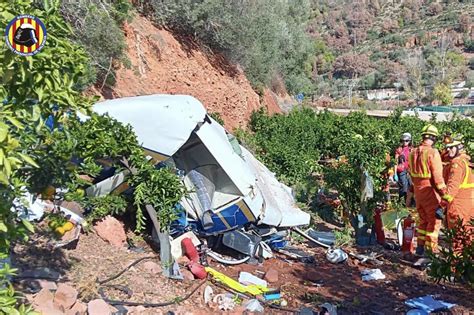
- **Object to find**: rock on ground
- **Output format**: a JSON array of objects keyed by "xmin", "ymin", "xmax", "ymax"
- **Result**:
[
  {"xmin": 264, "ymin": 268, "xmax": 279, "ymax": 283},
  {"xmin": 181, "ymin": 269, "xmax": 195, "ymax": 281},
  {"xmin": 65, "ymin": 301, "xmax": 87, "ymax": 315},
  {"xmin": 54, "ymin": 283, "xmax": 78, "ymax": 312},
  {"xmin": 87, "ymin": 299, "xmax": 112, "ymax": 315},
  {"xmin": 93, "ymin": 215, "xmax": 126, "ymax": 247},
  {"xmin": 33, "ymin": 288, "xmax": 63, "ymax": 315}
]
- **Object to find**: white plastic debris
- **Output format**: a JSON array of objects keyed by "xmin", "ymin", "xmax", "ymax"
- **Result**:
[
  {"xmin": 244, "ymin": 299, "xmax": 264, "ymax": 312},
  {"xmin": 203, "ymin": 285, "xmax": 214, "ymax": 305},
  {"xmin": 238, "ymin": 272, "xmax": 268, "ymax": 287},
  {"xmin": 213, "ymin": 293, "xmax": 235, "ymax": 311},
  {"xmin": 405, "ymin": 295, "xmax": 456, "ymax": 313},
  {"xmin": 361, "ymin": 269, "xmax": 386, "ymax": 281},
  {"xmin": 170, "ymin": 231, "xmax": 201, "ymax": 260},
  {"xmin": 256, "ymin": 241, "xmax": 273, "ymax": 259},
  {"xmin": 11, "ymin": 191, "xmax": 51, "ymax": 221},
  {"xmin": 326, "ymin": 248, "xmax": 348, "ymax": 264}
]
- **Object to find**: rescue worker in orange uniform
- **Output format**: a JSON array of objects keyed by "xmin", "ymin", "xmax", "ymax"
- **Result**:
[
  {"xmin": 408, "ymin": 124, "xmax": 447, "ymax": 256},
  {"xmin": 439, "ymin": 136, "xmax": 474, "ymax": 253}
]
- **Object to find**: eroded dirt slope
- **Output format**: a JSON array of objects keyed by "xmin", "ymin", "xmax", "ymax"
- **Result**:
[{"xmin": 93, "ymin": 14, "xmax": 281, "ymax": 131}]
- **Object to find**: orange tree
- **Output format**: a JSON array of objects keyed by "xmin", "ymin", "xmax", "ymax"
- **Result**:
[
  {"xmin": 244, "ymin": 107, "xmax": 473, "ymax": 242},
  {"xmin": 0, "ymin": 0, "xmax": 93, "ymax": 312},
  {"xmin": 0, "ymin": 1, "xmax": 184, "ymax": 313}
]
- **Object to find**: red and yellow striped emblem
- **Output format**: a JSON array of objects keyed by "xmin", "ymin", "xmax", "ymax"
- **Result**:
[{"xmin": 5, "ymin": 15, "xmax": 47, "ymax": 56}]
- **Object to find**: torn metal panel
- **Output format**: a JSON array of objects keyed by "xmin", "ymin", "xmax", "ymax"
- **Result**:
[
  {"xmin": 88, "ymin": 94, "xmax": 207, "ymax": 157},
  {"xmin": 241, "ymin": 146, "xmax": 310, "ymax": 227},
  {"xmin": 195, "ymin": 117, "xmax": 255, "ymax": 197}
]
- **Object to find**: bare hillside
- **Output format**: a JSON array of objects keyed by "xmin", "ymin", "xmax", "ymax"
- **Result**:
[{"xmin": 90, "ymin": 15, "xmax": 281, "ymax": 131}]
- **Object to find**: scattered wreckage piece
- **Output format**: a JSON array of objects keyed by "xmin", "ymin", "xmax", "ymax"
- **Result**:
[
  {"xmin": 274, "ymin": 246, "xmax": 315, "ymax": 263},
  {"xmin": 293, "ymin": 226, "xmax": 384, "ymax": 265},
  {"xmin": 405, "ymin": 295, "xmax": 456, "ymax": 313},
  {"xmin": 206, "ymin": 267, "xmax": 270, "ymax": 296},
  {"xmin": 293, "ymin": 227, "xmax": 331, "ymax": 249},
  {"xmin": 348, "ymin": 251, "xmax": 384, "ymax": 266}
]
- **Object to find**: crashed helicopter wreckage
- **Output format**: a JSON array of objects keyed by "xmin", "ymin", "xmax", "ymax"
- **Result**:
[{"xmin": 80, "ymin": 94, "xmax": 310, "ymax": 268}]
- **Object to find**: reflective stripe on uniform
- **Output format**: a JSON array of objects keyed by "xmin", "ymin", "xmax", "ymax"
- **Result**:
[
  {"xmin": 460, "ymin": 160, "xmax": 474, "ymax": 189},
  {"xmin": 409, "ymin": 148, "xmax": 432, "ymax": 178},
  {"xmin": 417, "ymin": 229, "xmax": 427, "ymax": 235},
  {"xmin": 417, "ymin": 229, "xmax": 438, "ymax": 239},
  {"xmin": 442, "ymin": 194, "xmax": 454, "ymax": 203},
  {"xmin": 425, "ymin": 230, "xmax": 439, "ymax": 238},
  {"xmin": 422, "ymin": 149, "xmax": 429, "ymax": 177},
  {"xmin": 424, "ymin": 240, "xmax": 438, "ymax": 250}
]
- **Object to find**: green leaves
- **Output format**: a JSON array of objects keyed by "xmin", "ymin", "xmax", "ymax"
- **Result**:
[
  {"xmin": 81, "ymin": 195, "xmax": 128, "ymax": 224},
  {"xmin": 17, "ymin": 154, "xmax": 39, "ymax": 168},
  {"xmin": 128, "ymin": 149, "xmax": 185, "ymax": 232},
  {"xmin": 428, "ymin": 218, "xmax": 474, "ymax": 284},
  {"xmin": 0, "ymin": 1, "xmax": 97, "ymax": 312},
  {"xmin": 0, "ymin": 221, "xmax": 7, "ymax": 233},
  {"xmin": 246, "ymin": 107, "xmax": 473, "ymax": 234},
  {"xmin": 0, "ymin": 124, "xmax": 8, "ymax": 143},
  {"xmin": 20, "ymin": 219, "xmax": 34, "ymax": 233}
]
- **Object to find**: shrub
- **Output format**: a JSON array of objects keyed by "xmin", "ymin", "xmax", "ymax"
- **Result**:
[
  {"xmin": 60, "ymin": 0, "xmax": 130, "ymax": 88},
  {"xmin": 433, "ymin": 82, "xmax": 454, "ymax": 105},
  {"xmin": 383, "ymin": 34, "xmax": 406, "ymax": 46},
  {"xmin": 466, "ymin": 70, "xmax": 474, "ymax": 88},
  {"xmin": 458, "ymin": 13, "xmax": 471, "ymax": 33},
  {"xmin": 442, "ymin": 10, "xmax": 458, "ymax": 23},
  {"xmin": 370, "ymin": 51, "xmax": 385, "ymax": 62},
  {"xmin": 388, "ymin": 49, "xmax": 407, "ymax": 62},
  {"xmin": 209, "ymin": 112, "xmax": 225, "ymax": 125},
  {"xmin": 426, "ymin": 3, "xmax": 443, "ymax": 16},
  {"xmin": 466, "ymin": 39, "xmax": 474, "ymax": 53},
  {"xmin": 142, "ymin": 0, "xmax": 315, "ymax": 94},
  {"xmin": 333, "ymin": 53, "xmax": 372, "ymax": 79},
  {"xmin": 429, "ymin": 219, "xmax": 474, "ymax": 284}
]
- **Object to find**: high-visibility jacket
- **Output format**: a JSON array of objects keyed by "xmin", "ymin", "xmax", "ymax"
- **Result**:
[
  {"xmin": 442, "ymin": 153, "xmax": 474, "ymax": 204},
  {"xmin": 409, "ymin": 143, "xmax": 447, "ymax": 252},
  {"xmin": 408, "ymin": 143, "xmax": 446, "ymax": 191}
]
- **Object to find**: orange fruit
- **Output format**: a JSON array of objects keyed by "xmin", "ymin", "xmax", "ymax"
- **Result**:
[
  {"xmin": 55, "ymin": 227, "xmax": 65, "ymax": 236},
  {"xmin": 63, "ymin": 222, "xmax": 74, "ymax": 232}
]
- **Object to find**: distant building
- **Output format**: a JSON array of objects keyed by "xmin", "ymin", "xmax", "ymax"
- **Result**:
[{"xmin": 365, "ymin": 88, "xmax": 398, "ymax": 100}]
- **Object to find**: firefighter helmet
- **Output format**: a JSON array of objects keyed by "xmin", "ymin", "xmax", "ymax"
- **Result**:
[
  {"xmin": 445, "ymin": 134, "xmax": 464, "ymax": 148},
  {"xmin": 421, "ymin": 124, "xmax": 439, "ymax": 137}
]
